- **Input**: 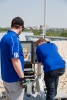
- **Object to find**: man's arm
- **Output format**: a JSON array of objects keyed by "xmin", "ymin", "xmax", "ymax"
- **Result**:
[
  {"xmin": 12, "ymin": 58, "xmax": 24, "ymax": 78},
  {"xmin": 36, "ymin": 48, "xmax": 42, "ymax": 65},
  {"xmin": 9, "ymin": 36, "xmax": 24, "ymax": 78},
  {"xmin": 9, "ymin": 36, "xmax": 26, "ymax": 88}
]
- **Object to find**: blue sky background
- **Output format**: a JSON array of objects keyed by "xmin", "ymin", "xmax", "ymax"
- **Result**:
[{"xmin": 0, "ymin": 0, "xmax": 67, "ymax": 28}]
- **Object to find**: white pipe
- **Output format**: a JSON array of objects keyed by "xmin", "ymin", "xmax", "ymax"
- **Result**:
[{"xmin": 43, "ymin": 0, "xmax": 47, "ymax": 38}]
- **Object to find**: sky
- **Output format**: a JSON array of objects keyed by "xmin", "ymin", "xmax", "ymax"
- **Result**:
[{"xmin": 0, "ymin": 0, "xmax": 67, "ymax": 28}]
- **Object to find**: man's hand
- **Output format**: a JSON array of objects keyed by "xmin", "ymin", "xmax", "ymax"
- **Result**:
[
  {"xmin": 19, "ymin": 77, "xmax": 27, "ymax": 88},
  {"xmin": 39, "ymin": 62, "xmax": 42, "ymax": 65}
]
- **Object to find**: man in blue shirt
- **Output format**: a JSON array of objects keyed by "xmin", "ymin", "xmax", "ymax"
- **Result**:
[
  {"xmin": 35, "ymin": 38, "xmax": 65, "ymax": 100},
  {"xmin": 1, "ymin": 17, "xmax": 26, "ymax": 100}
]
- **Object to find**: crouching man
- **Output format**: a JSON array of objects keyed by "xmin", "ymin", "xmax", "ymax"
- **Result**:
[{"xmin": 35, "ymin": 38, "xmax": 66, "ymax": 100}]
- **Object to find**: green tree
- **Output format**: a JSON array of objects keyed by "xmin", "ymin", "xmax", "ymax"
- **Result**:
[{"xmin": 60, "ymin": 31, "xmax": 67, "ymax": 37}]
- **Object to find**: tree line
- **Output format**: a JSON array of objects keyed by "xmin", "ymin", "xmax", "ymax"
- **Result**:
[{"xmin": 0, "ymin": 27, "xmax": 67, "ymax": 37}]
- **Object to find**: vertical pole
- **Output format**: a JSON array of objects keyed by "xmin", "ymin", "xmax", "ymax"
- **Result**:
[
  {"xmin": 43, "ymin": 0, "xmax": 47, "ymax": 38},
  {"xmin": 36, "ymin": 64, "xmax": 46, "ymax": 100},
  {"xmin": 36, "ymin": 64, "xmax": 41, "ymax": 92}
]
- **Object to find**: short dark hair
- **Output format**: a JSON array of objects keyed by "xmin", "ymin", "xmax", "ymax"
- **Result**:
[{"xmin": 11, "ymin": 17, "xmax": 24, "ymax": 29}]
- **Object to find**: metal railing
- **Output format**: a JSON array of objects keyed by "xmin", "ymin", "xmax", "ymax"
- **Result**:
[{"xmin": 25, "ymin": 35, "xmax": 67, "ymax": 41}]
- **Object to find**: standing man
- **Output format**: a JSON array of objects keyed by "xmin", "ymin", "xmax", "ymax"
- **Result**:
[
  {"xmin": 35, "ymin": 38, "xmax": 66, "ymax": 100},
  {"xmin": 1, "ymin": 17, "xmax": 26, "ymax": 100}
]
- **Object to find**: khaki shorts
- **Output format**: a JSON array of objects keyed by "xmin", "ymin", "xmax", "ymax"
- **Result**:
[{"xmin": 3, "ymin": 81, "xmax": 24, "ymax": 100}]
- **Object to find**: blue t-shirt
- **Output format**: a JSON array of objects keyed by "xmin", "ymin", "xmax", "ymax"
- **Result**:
[
  {"xmin": 36, "ymin": 43, "xmax": 66, "ymax": 73},
  {"xmin": 1, "ymin": 30, "xmax": 24, "ymax": 82}
]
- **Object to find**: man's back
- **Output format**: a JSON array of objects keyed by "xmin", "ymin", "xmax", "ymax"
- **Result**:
[
  {"xmin": 1, "ymin": 17, "xmax": 26, "ymax": 100},
  {"xmin": 36, "ymin": 43, "xmax": 65, "ymax": 73},
  {"xmin": 1, "ymin": 30, "xmax": 24, "ymax": 82}
]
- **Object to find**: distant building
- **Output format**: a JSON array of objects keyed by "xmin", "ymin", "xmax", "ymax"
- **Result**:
[
  {"xmin": 26, "ymin": 26, "xmax": 33, "ymax": 30},
  {"xmin": 46, "ymin": 25, "xmax": 49, "ymax": 30},
  {"xmin": 40, "ymin": 25, "xmax": 43, "ymax": 30},
  {"xmin": 33, "ymin": 26, "xmax": 38, "ymax": 30},
  {"xmin": 39, "ymin": 25, "xmax": 49, "ymax": 30},
  {"xmin": 64, "ymin": 28, "xmax": 67, "ymax": 30}
]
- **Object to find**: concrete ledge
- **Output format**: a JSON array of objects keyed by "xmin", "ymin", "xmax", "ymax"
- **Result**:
[
  {"xmin": 0, "ymin": 89, "xmax": 67, "ymax": 100},
  {"xmin": 24, "ymin": 89, "xmax": 67, "ymax": 100},
  {"xmin": 55, "ymin": 89, "xmax": 67, "ymax": 99}
]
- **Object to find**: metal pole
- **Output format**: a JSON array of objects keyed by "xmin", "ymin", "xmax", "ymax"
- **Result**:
[{"xmin": 43, "ymin": 0, "xmax": 47, "ymax": 38}]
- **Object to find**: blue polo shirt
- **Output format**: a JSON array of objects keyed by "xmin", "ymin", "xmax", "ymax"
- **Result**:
[
  {"xmin": 1, "ymin": 30, "xmax": 24, "ymax": 82},
  {"xmin": 36, "ymin": 43, "xmax": 66, "ymax": 73}
]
